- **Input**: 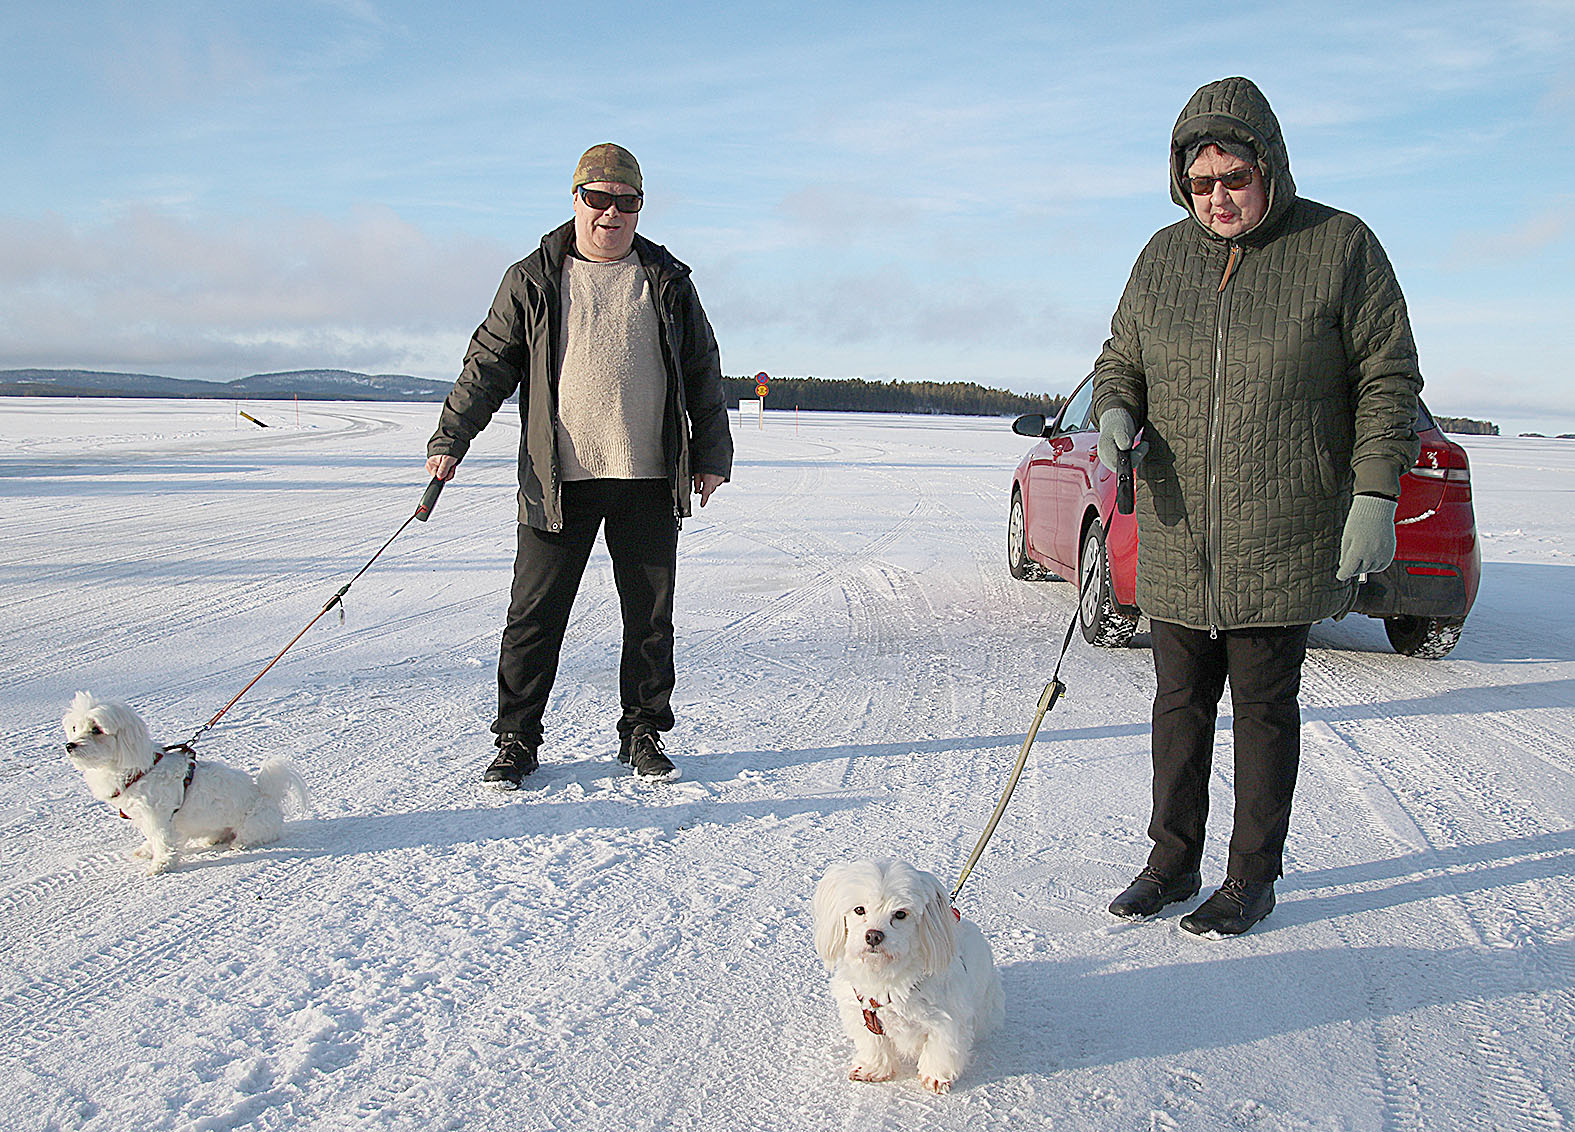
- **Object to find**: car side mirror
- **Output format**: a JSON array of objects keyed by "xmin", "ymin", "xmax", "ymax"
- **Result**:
[{"xmin": 1012, "ymin": 413, "xmax": 1048, "ymax": 438}]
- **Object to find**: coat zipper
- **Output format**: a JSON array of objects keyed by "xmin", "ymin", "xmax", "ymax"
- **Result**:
[{"xmin": 1207, "ymin": 243, "xmax": 1242, "ymax": 637}]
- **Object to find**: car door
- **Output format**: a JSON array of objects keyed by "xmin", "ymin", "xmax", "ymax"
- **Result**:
[{"xmin": 1032, "ymin": 375, "xmax": 1097, "ymax": 576}]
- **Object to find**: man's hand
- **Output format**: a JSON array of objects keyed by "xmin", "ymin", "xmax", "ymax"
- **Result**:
[
  {"xmin": 694, "ymin": 473, "xmax": 724, "ymax": 507},
  {"xmin": 427, "ymin": 454, "xmax": 458, "ymax": 481},
  {"xmin": 1336, "ymin": 494, "xmax": 1398, "ymax": 581}
]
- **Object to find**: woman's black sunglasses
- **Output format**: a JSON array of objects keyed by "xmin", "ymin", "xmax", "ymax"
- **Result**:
[{"xmin": 1186, "ymin": 168, "xmax": 1256, "ymax": 196}]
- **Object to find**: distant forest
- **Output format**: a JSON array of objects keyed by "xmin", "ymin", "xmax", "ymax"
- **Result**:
[
  {"xmin": 1434, "ymin": 415, "xmax": 1498, "ymax": 435},
  {"xmin": 726, "ymin": 375, "xmax": 1063, "ymax": 417}
]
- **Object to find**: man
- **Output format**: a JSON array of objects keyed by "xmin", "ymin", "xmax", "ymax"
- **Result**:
[
  {"xmin": 1092, "ymin": 77, "xmax": 1421, "ymax": 936},
  {"xmin": 425, "ymin": 143, "xmax": 733, "ymax": 787}
]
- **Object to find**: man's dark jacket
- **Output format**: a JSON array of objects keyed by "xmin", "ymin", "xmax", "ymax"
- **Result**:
[
  {"xmin": 427, "ymin": 221, "xmax": 733, "ymax": 531},
  {"xmin": 1092, "ymin": 76, "xmax": 1421, "ymax": 631}
]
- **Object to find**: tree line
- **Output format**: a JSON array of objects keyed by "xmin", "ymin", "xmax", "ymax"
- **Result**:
[
  {"xmin": 726, "ymin": 375, "xmax": 1063, "ymax": 417},
  {"xmin": 1433, "ymin": 415, "xmax": 1498, "ymax": 436}
]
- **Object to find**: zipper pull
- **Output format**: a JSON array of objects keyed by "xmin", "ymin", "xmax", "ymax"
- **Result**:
[{"xmin": 1218, "ymin": 245, "xmax": 1241, "ymax": 293}]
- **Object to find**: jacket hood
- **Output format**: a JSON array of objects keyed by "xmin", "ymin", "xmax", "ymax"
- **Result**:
[{"xmin": 1170, "ymin": 76, "xmax": 1296, "ymax": 240}]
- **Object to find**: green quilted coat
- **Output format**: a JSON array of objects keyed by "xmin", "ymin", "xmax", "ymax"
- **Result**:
[{"xmin": 1092, "ymin": 76, "xmax": 1422, "ymax": 632}]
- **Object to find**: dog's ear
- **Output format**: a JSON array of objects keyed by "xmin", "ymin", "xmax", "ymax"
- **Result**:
[
  {"xmin": 811, "ymin": 865, "xmax": 852, "ymax": 968},
  {"xmin": 912, "ymin": 873, "xmax": 959, "ymax": 977}
]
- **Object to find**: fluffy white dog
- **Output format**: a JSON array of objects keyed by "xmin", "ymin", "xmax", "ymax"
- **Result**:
[
  {"xmin": 62, "ymin": 692, "xmax": 310, "ymax": 874},
  {"xmin": 812, "ymin": 858, "xmax": 1005, "ymax": 1093}
]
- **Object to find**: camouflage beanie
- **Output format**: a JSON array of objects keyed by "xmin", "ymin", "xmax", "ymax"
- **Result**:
[{"xmin": 573, "ymin": 143, "xmax": 642, "ymax": 193}]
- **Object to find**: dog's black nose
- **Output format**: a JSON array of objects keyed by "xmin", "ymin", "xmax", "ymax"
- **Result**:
[{"xmin": 865, "ymin": 929, "xmax": 884, "ymax": 948}]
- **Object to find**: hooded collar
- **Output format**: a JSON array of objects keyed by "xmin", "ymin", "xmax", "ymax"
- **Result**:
[{"xmin": 1169, "ymin": 76, "xmax": 1296, "ymax": 244}]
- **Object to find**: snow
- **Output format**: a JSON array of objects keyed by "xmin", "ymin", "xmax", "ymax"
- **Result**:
[{"xmin": 2, "ymin": 397, "xmax": 1573, "ymax": 1131}]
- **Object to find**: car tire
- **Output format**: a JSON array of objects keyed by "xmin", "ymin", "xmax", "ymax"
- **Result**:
[
  {"xmin": 1079, "ymin": 521, "xmax": 1137, "ymax": 647},
  {"xmin": 1008, "ymin": 491, "xmax": 1055, "ymax": 581},
  {"xmin": 1383, "ymin": 615, "xmax": 1465, "ymax": 659}
]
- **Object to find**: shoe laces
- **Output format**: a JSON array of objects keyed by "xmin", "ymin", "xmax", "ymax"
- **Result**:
[
  {"xmin": 496, "ymin": 737, "xmax": 535, "ymax": 763},
  {"xmin": 1217, "ymin": 876, "xmax": 1255, "ymax": 906}
]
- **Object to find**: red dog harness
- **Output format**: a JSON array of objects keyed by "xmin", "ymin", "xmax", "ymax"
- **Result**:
[{"xmin": 109, "ymin": 743, "xmax": 197, "ymax": 819}]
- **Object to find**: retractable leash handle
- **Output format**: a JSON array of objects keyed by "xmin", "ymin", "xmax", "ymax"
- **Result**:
[
  {"xmin": 1116, "ymin": 447, "xmax": 1134, "ymax": 515},
  {"xmin": 415, "ymin": 476, "xmax": 445, "ymax": 521}
]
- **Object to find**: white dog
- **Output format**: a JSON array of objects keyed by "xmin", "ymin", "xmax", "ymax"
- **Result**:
[
  {"xmin": 812, "ymin": 858, "xmax": 1004, "ymax": 1093},
  {"xmin": 62, "ymin": 692, "xmax": 310, "ymax": 874}
]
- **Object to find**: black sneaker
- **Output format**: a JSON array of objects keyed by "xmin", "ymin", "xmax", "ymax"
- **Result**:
[
  {"xmin": 620, "ymin": 727, "xmax": 679, "ymax": 781},
  {"xmin": 1180, "ymin": 877, "xmax": 1275, "ymax": 937},
  {"xmin": 483, "ymin": 735, "xmax": 538, "ymax": 790},
  {"xmin": 1108, "ymin": 866, "xmax": 1202, "ymax": 919}
]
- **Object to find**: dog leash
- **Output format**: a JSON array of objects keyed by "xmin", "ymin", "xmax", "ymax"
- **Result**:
[
  {"xmin": 952, "ymin": 449, "xmax": 1136, "ymax": 899},
  {"xmin": 177, "ymin": 478, "xmax": 447, "ymax": 750}
]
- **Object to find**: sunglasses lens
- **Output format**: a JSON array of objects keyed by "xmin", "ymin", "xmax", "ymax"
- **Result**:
[
  {"xmin": 1188, "ymin": 168, "xmax": 1254, "ymax": 195},
  {"xmin": 579, "ymin": 187, "xmax": 643, "ymax": 212}
]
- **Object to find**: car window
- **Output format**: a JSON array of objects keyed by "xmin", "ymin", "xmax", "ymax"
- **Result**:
[
  {"xmin": 1415, "ymin": 400, "xmax": 1436, "ymax": 431},
  {"xmin": 1056, "ymin": 376, "xmax": 1095, "ymax": 434}
]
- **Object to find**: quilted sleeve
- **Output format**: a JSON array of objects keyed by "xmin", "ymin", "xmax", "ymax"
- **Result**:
[
  {"xmin": 1340, "ymin": 224, "xmax": 1422, "ymax": 497},
  {"xmin": 1092, "ymin": 237, "xmax": 1160, "ymax": 427}
]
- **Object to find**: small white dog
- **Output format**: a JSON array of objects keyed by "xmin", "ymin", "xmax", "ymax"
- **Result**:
[
  {"xmin": 62, "ymin": 692, "xmax": 310, "ymax": 874},
  {"xmin": 812, "ymin": 858, "xmax": 1004, "ymax": 1093}
]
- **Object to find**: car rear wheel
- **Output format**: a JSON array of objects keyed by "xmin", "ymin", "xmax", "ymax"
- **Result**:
[
  {"xmin": 1079, "ymin": 522, "xmax": 1137, "ymax": 647},
  {"xmin": 1383, "ymin": 615, "xmax": 1465, "ymax": 659},
  {"xmin": 1008, "ymin": 491, "xmax": 1055, "ymax": 580}
]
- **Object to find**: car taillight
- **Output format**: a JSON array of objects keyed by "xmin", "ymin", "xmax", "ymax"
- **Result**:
[{"xmin": 1407, "ymin": 439, "xmax": 1471, "ymax": 500}]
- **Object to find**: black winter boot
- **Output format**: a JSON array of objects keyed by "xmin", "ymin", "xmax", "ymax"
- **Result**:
[
  {"xmin": 1180, "ymin": 877, "xmax": 1275, "ymax": 937},
  {"xmin": 1108, "ymin": 866, "xmax": 1203, "ymax": 919},
  {"xmin": 484, "ymin": 734, "xmax": 538, "ymax": 789},
  {"xmin": 620, "ymin": 726, "xmax": 678, "ymax": 781}
]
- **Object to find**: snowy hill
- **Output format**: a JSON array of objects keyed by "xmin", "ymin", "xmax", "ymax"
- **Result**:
[
  {"xmin": 0, "ymin": 367, "xmax": 454, "ymax": 401},
  {"xmin": 1, "ymin": 398, "xmax": 1571, "ymax": 1130}
]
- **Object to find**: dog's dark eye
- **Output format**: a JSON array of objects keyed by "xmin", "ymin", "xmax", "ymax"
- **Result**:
[
  {"xmin": 853, "ymin": 906, "xmax": 865, "ymax": 916},
  {"xmin": 892, "ymin": 910, "xmax": 908, "ymax": 921},
  {"xmin": 88, "ymin": 724, "xmax": 103, "ymax": 735}
]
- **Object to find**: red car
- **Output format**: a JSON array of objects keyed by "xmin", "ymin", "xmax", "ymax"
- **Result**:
[{"xmin": 1007, "ymin": 374, "xmax": 1480, "ymax": 658}]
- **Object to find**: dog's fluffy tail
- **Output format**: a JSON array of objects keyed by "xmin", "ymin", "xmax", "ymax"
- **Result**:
[{"xmin": 256, "ymin": 759, "xmax": 313, "ymax": 817}]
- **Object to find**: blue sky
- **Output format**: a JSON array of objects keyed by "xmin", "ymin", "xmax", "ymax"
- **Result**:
[{"xmin": 3, "ymin": 1, "xmax": 1572, "ymax": 434}]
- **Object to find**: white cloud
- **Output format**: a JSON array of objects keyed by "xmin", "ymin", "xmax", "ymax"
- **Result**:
[{"xmin": 0, "ymin": 205, "xmax": 512, "ymax": 378}]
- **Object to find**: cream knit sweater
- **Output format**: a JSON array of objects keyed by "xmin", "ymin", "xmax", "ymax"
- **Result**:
[{"xmin": 554, "ymin": 252, "xmax": 666, "ymax": 481}]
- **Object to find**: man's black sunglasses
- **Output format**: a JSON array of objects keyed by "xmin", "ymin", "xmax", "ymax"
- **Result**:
[
  {"xmin": 1186, "ymin": 167, "xmax": 1256, "ymax": 196},
  {"xmin": 577, "ymin": 186, "xmax": 644, "ymax": 213}
]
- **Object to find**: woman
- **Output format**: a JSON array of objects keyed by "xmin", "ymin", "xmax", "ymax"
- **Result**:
[{"xmin": 1091, "ymin": 76, "xmax": 1422, "ymax": 936}]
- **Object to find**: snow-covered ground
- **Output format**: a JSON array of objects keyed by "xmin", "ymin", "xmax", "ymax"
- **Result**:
[{"xmin": 2, "ymin": 397, "xmax": 1572, "ymax": 1132}]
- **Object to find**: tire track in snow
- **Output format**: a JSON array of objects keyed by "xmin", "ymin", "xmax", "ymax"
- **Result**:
[
  {"xmin": 0, "ymin": 853, "xmax": 316, "ymax": 1063},
  {"xmin": 1297, "ymin": 662, "xmax": 1574, "ymax": 1129}
]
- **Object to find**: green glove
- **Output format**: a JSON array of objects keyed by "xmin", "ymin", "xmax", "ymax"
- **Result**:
[
  {"xmin": 1336, "ymin": 495, "xmax": 1398, "ymax": 581},
  {"xmin": 1097, "ymin": 408, "xmax": 1148, "ymax": 473}
]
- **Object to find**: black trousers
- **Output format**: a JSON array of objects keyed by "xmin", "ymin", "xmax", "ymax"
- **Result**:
[
  {"xmin": 1145, "ymin": 620, "xmax": 1311, "ymax": 884},
  {"xmin": 495, "ymin": 479, "xmax": 678, "ymax": 746}
]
